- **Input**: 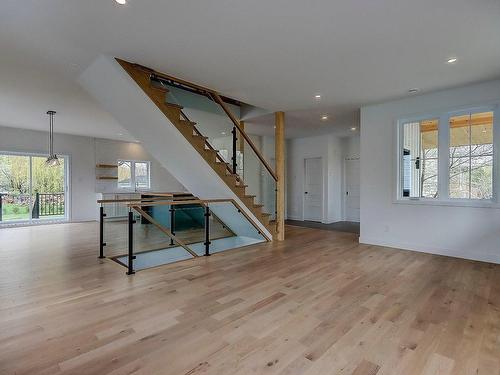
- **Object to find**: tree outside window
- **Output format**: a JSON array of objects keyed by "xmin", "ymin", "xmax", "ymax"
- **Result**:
[{"xmin": 449, "ymin": 111, "xmax": 493, "ymax": 199}]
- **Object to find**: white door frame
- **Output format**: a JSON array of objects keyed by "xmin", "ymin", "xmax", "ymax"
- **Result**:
[
  {"xmin": 302, "ymin": 156, "xmax": 323, "ymax": 222},
  {"xmin": 343, "ymin": 157, "xmax": 360, "ymax": 222}
]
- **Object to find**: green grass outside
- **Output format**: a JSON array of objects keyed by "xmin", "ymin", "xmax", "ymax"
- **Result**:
[
  {"xmin": 1, "ymin": 203, "xmax": 65, "ymax": 221},
  {"xmin": 1, "ymin": 203, "xmax": 30, "ymax": 221}
]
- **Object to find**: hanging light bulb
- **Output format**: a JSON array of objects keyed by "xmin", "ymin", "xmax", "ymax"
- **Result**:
[{"xmin": 46, "ymin": 111, "xmax": 60, "ymax": 167}]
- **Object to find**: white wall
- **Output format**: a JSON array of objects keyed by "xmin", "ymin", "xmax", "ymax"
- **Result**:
[
  {"xmin": 94, "ymin": 138, "xmax": 185, "ymax": 194},
  {"xmin": 287, "ymin": 134, "xmax": 343, "ymax": 223},
  {"xmin": 360, "ymin": 79, "xmax": 500, "ymax": 264},
  {"xmin": 0, "ymin": 125, "xmax": 186, "ymax": 222},
  {"xmin": 341, "ymin": 135, "xmax": 360, "ymax": 220},
  {"xmin": 342, "ymin": 136, "xmax": 360, "ymax": 160}
]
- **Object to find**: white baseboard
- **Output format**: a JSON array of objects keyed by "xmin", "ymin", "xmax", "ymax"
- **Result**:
[{"xmin": 359, "ymin": 236, "xmax": 500, "ymax": 265}]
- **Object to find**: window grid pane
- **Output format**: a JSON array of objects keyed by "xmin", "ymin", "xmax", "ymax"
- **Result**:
[
  {"xmin": 135, "ymin": 162, "xmax": 150, "ymax": 189},
  {"xmin": 449, "ymin": 111, "xmax": 493, "ymax": 200},
  {"xmin": 118, "ymin": 160, "xmax": 132, "ymax": 188},
  {"xmin": 402, "ymin": 119, "xmax": 439, "ymax": 198}
]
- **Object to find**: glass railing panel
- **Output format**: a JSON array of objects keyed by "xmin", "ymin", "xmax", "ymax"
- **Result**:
[
  {"xmin": 159, "ymin": 81, "xmax": 237, "ymax": 168},
  {"xmin": 243, "ymin": 137, "xmax": 276, "ymax": 220},
  {"xmin": 137, "ymin": 201, "xmax": 206, "ymax": 246},
  {"xmin": 99, "ymin": 198, "xmax": 269, "ymax": 273},
  {"xmin": 115, "ymin": 201, "xmax": 198, "ymax": 272},
  {"xmin": 101, "ymin": 201, "xmax": 131, "ymax": 256},
  {"xmin": 207, "ymin": 201, "xmax": 266, "ymax": 245}
]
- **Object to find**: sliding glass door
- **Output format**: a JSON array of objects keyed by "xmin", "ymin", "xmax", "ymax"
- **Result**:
[{"xmin": 0, "ymin": 153, "xmax": 68, "ymax": 224}]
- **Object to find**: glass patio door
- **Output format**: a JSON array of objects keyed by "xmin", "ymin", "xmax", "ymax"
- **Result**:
[
  {"xmin": 0, "ymin": 153, "xmax": 68, "ymax": 224},
  {"xmin": 0, "ymin": 154, "xmax": 30, "ymax": 222}
]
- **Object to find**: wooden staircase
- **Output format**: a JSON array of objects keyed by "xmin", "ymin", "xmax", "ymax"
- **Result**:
[{"xmin": 116, "ymin": 59, "xmax": 276, "ymax": 237}]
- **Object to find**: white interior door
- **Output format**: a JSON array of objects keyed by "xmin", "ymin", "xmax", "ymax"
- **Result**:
[
  {"xmin": 345, "ymin": 158, "xmax": 360, "ymax": 222},
  {"xmin": 304, "ymin": 157, "xmax": 323, "ymax": 222}
]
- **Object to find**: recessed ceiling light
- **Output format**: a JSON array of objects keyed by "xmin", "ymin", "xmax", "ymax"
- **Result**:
[
  {"xmin": 315, "ymin": 94, "xmax": 322, "ymax": 100},
  {"xmin": 408, "ymin": 88, "xmax": 419, "ymax": 94},
  {"xmin": 118, "ymin": 133, "xmax": 124, "ymax": 136},
  {"xmin": 446, "ymin": 57, "xmax": 458, "ymax": 64},
  {"xmin": 321, "ymin": 115, "xmax": 329, "ymax": 121},
  {"xmin": 115, "ymin": 0, "xmax": 127, "ymax": 4},
  {"xmin": 221, "ymin": 131, "xmax": 226, "ymax": 136},
  {"xmin": 350, "ymin": 127, "xmax": 357, "ymax": 131}
]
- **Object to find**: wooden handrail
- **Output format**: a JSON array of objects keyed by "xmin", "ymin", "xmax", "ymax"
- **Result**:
[
  {"xmin": 97, "ymin": 197, "xmax": 172, "ymax": 204},
  {"xmin": 209, "ymin": 93, "xmax": 278, "ymax": 181},
  {"xmin": 128, "ymin": 199, "xmax": 205, "ymax": 207},
  {"xmin": 130, "ymin": 60, "xmax": 278, "ymax": 182}
]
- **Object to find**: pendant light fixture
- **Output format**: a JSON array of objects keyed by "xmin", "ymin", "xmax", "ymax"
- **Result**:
[{"xmin": 46, "ymin": 110, "xmax": 60, "ymax": 167}]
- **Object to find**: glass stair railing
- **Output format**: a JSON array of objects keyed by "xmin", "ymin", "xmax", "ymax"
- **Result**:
[
  {"xmin": 98, "ymin": 197, "xmax": 267, "ymax": 274},
  {"xmin": 150, "ymin": 73, "xmax": 278, "ymax": 226}
]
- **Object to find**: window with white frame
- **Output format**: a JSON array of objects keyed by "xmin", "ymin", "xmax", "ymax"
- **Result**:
[
  {"xmin": 398, "ymin": 107, "xmax": 496, "ymax": 202},
  {"xmin": 118, "ymin": 160, "xmax": 151, "ymax": 190}
]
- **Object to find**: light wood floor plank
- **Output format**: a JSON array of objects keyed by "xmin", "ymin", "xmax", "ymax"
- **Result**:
[{"xmin": 0, "ymin": 222, "xmax": 499, "ymax": 374}]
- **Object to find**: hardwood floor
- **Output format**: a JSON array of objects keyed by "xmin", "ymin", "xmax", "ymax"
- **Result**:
[{"xmin": 0, "ymin": 222, "xmax": 499, "ymax": 374}]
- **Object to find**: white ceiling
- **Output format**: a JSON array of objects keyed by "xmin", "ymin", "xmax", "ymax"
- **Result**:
[
  {"xmin": 1, "ymin": 0, "xmax": 499, "ymax": 139},
  {"xmin": 0, "ymin": 60, "xmax": 133, "ymax": 141}
]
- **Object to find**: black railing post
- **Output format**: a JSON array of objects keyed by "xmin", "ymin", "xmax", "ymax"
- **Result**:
[
  {"xmin": 204, "ymin": 206, "xmax": 211, "ymax": 256},
  {"xmin": 0, "ymin": 194, "xmax": 2, "ymax": 222},
  {"xmin": 231, "ymin": 126, "xmax": 237, "ymax": 174},
  {"xmin": 169, "ymin": 205, "xmax": 176, "ymax": 245},
  {"xmin": 32, "ymin": 192, "xmax": 40, "ymax": 219},
  {"xmin": 99, "ymin": 205, "xmax": 106, "ymax": 259},
  {"xmin": 127, "ymin": 210, "xmax": 136, "ymax": 275}
]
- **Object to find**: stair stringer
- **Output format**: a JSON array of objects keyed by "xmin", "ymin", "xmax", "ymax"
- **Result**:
[{"xmin": 79, "ymin": 55, "xmax": 271, "ymax": 240}]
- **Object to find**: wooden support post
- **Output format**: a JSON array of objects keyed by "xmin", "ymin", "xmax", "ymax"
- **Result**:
[{"xmin": 275, "ymin": 112, "xmax": 285, "ymax": 241}]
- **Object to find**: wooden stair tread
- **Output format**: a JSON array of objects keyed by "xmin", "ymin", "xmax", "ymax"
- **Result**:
[
  {"xmin": 179, "ymin": 119, "xmax": 197, "ymax": 126},
  {"xmin": 163, "ymin": 102, "xmax": 183, "ymax": 109},
  {"xmin": 150, "ymin": 84, "xmax": 169, "ymax": 93}
]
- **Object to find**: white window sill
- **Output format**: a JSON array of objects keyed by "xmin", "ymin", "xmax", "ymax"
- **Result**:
[{"xmin": 394, "ymin": 198, "xmax": 500, "ymax": 209}]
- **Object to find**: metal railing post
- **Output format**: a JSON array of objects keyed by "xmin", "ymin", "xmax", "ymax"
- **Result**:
[
  {"xmin": 231, "ymin": 127, "xmax": 237, "ymax": 174},
  {"xmin": 204, "ymin": 206, "xmax": 211, "ymax": 256},
  {"xmin": 99, "ymin": 205, "xmax": 106, "ymax": 259},
  {"xmin": 32, "ymin": 192, "xmax": 40, "ymax": 219},
  {"xmin": 169, "ymin": 205, "xmax": 175, "ymax": 245},
  {"xmin": 127, "ymin": 210, "xmax": 136, "ymax": 275}
]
